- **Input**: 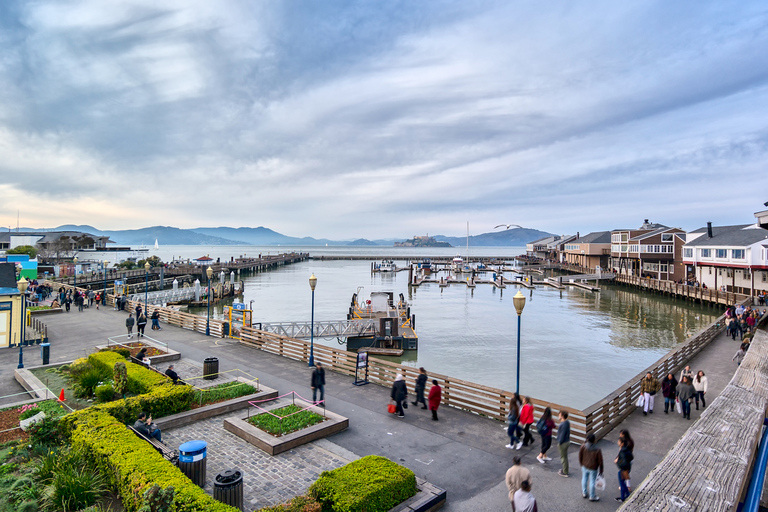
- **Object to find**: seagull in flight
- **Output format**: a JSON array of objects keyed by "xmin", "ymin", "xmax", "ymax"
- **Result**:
[{"xmin": 494, "ymin": 224, "xmax": 523, "ymax": 230}]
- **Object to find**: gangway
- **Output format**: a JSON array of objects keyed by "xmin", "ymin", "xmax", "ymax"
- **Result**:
[
  {"xmin": 258, "ymin": 319, "xmax": 378, "ymax": 339},
  {"xmin": 129, "ymin": 288, "xmax": 197, "ymax": 305}
]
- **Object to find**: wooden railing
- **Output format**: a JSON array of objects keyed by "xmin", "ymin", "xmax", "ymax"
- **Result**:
[{"xmin": 614, "ymin": 274, "xmax": 748, "ymax": 305}]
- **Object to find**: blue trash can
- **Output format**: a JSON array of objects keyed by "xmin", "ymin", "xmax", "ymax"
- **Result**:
[
  {"xmin": 41, "ymin": 343, "xmax": 50, "ymax": 365},
  {"xmin": 179, "ymin": 440, "xmax": 207, "ymax": 487}
]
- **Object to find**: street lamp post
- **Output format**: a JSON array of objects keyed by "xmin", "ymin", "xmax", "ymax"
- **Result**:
[
  {"xmin": 17, "ymin": 277, "xmax": 28, "ymax": 369},
  {"xmin": 512, "ymin": 290, "xmax": 527, "ymax": 394},
  {"xmin": 103, "ymin": 260, "xmax": 108, "ymax": 305},
  {"xmin": 206, "ymin": 266, "xmax": 213, "ymax": 336},
  {"xmin": 144, "ymin": 261, "xmax": 150, "ymax": 313},
  {"xmin": 73, "ymin": 256, "xmax": 78, "ymax": 289},
  {"xmin": 308, "ymin": 274, "xmax": 317, "ymax": 367}
]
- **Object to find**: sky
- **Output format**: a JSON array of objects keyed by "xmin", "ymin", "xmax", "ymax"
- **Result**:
[{"xmin": 1, "ymin": 1, "xmax": 767, "ymax": 240}]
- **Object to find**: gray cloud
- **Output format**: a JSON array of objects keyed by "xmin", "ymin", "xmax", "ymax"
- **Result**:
[{"xmin": 1, "ymin": 0, "xmax": 767, "ymax": 238}]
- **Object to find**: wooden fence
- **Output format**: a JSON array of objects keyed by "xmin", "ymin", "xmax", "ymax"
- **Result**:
[
  {"xmin": 43, "ymin": 280, "xmax": 753, "ymax": 445},
  {"xmin": 614, "ymin": 274, "xmax": 747, "ymax": 305}
]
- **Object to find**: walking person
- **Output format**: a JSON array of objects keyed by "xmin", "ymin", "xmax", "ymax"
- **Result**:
[
  {"xmin": 661, "ymin": 372, "xmax": 678, "ymax": 414},
  {"xmin": 520, "ymin": 397, "xmax": 535, "ymax": 446},
  {"xmin": 557, "ymin": 410, "xmax": 571, "ymax": 477},
  {"xmin": 679, "ymin": 365, "xmax": 693, "ymax": 383},
  {"xmin": 733, "ymin": 346, "xmax": 746, "ymax": 366},
  {"xmin": 412, "ymin": 367, "xmax": 428, "ymax": 409},
  {"xmin": 428, "ymin": 379, "xmax": 441, "ymax": 421},
  {"xmin": 87, "ymin": 289, "xmax": 95, "ymax": 308},
  {"xmin": 311, "ymin": 362, "xmax": 326, "ymax": 406},
  {"xmin": 677, "ymin": 376, "xmax": 696, "ymax": 420},
  {"xmin": 614, "ymin": 437, "xmax": 634, "ymax": 502},
  {"xmin": 135, "ymin": 304, "xmax": 143, "ymax": 320},
  {"xmin": 536, "ymin": 407, "xmax": 555, "ymax": 464},
  {"xmin": 505, "ymin": 456, "xmax": 531, "ymax": 509},
  {"xmin": 579, "ymin": 433, "xmax": 604, "ymax": 502},
  {"xmin": 137, "ymin": 313, "xmax": 148, "ymax": 338},
  {"xmin": 693, "ymin": 370, "xmax": 708, "ymax": 410},
  {"xmin": 506, "ymin": 398, "xmax": 522, "ymax": 450},
  {"xmin": 151, "ymin": 310, "xmax": 162, "ymax": 330},
  {"xmin": 126, "ymin": 313, "xmax": 135, "ymax": 339},
  {"xmin": 640, "ymin": 372, "xmax": 660, "ymax": 415},
  {"xmin": 618, "ymin": 430, "xmax": 634, "ymax": 495},
  {"xmin": 391, "ymin": 374, "xmax": 407, "ymax": 418}
]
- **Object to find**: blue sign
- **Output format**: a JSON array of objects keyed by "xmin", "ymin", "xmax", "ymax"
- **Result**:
[{"xmin": 233, "ymin": 303, "xmax": 246, "ymax": 310}]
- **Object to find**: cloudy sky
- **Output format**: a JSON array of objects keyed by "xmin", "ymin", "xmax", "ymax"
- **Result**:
[{"xmin": 1, "ymin": 1, "xmax": 767, "ymax": 239}]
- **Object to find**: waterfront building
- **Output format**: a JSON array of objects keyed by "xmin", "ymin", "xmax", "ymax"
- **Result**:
[
  {"xmin": 562, "ymin": 231, "xmax": 611, "ymax": 270},
  {"xmin": 610, "ymin": 220, "xmax": 686, "ymax": 281},
  {"xmin": 0, "ymin": 263, "xmax": 25, "ymax": 348},
  {"xmin": 0, "ymin": 230, "xmax": 111, "ymax": 253},
  {"xmin": 682, "ymin": 221, "xmax": 768, "ymax": 296},
  {"xmin": 526, "ymin": 234, "xmax": 576, "ymax": 261}
]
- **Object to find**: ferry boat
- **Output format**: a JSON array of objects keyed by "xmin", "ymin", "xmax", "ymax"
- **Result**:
[
  {"xmin": 345, "ymin": 291, "xmax": 418, "ymax": 353},
  {"xmin": 378, "ymin": 260, "xmax": 396, "ymax": 272}
]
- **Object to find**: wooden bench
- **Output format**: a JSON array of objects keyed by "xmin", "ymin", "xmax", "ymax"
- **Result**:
[{"xmin": 128, "ymin": 425, "xmax": 178, "ymax": 465}]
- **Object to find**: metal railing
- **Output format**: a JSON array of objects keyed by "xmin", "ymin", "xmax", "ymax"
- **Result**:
[{"xmin": 258, "ymin": 319, "xmax": 378, "ymax": 339}]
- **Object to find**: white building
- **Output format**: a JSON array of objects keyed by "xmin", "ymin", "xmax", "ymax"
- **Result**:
[{"xmin": 682, "ymin": 221, "xmax": 768, "ymax": 297}]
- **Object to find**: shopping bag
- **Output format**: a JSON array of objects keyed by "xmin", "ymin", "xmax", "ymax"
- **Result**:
[
  {"xmin": 387, "ymin": 403, "xmax": 396, "ymax": 414},
  {"xmin": 635, "ymin": 395, "xmax": 644, "ymax": 407},
  {"xmin": 595, "ymin": 474, "xmax": 606, "ymax": 491},
  {"xmin": 675, "ymin": 399, "xmax": 682, "ymax": 414}
]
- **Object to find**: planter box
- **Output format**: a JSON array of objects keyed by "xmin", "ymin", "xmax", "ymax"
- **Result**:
[
  {"xmin": 224, "ymin": 401, "xmax": 349, "ymax": 456},
  {"xmin": 394, "ymin": 478, "xmax": 446, "ymax": 512},
  {"xmin": 15, "ymin": 362, "xmax": 72, "ymax": 401},
  {"xmin": 94, "ymin": 344, "xmax": 181, "ymax": 364},
  {"xmin": 30, "ymin": 308, "xmax": 63, "ymax": 316},
  {"xmin": 155, "ymin": 379, "xmax": 278, "ymax": 430}
]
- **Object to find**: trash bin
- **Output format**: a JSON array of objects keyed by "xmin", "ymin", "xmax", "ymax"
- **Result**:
[
  {"xmin": 223, "ymin": 322, "xmax": 230, "ymax": 337},
  {"xmin": 41, "ymin": 343, "xmax": 50, "ymax": 365},
  {"xmin": 178, "ymin": 440, "xmax": 207, "ymax": 487},
  {"xmin": 213, "ymin": 468, "xmax": 243, "ymax": 510},
  {"xmin": 203, "ymin": 357, "xmax": 219, "ymax": 380}
]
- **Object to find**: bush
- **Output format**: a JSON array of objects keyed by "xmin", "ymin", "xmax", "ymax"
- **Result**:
[
  {"xmin": 257, "ymin": 495, "xmax": 321, "ymax": 512},
  {"xmin": 194, "ymin": 382, "xmax": 256, "ymax": 406},
  {"xmin": 19, "ymin": 401, "xmax": 67, "ymax": 421},
  {"xmin": 114, "ymin": 361, "xmax": 128, "ymax": 395},
  {"xmin": 88, "ymin": 352, "xmax": 168, "ymax": 395},
  {"xmin": 95, "ymin": 384, "xmax": 116, "ymax": 403},
  {"xmin": 64, "ymin": 410, "xmax": 238, "ymax": 512},
  {"xmin": 309, "ymin": 456, "xmax": 417, "ymax": 512},
  {"xmin": 99, "ymin": 347, "xmax": 131, "ymax": 358},
  {"xmin": 40, "ymin": 462, "xmax": 108, "ymax": 512},
  {"xmin": 28, "ymin": 416, "xmax": 65, "ymax": 448}
]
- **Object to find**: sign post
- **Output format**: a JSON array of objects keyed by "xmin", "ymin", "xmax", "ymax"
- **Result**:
[{"xmin": 353, "ymin": 351, "xmax": 369, "ymax": 386}]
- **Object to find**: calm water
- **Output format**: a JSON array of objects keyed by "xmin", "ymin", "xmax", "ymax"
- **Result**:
[{"xmin": 149, "ymin": 245, "xmax": 720, "ymax": 409}]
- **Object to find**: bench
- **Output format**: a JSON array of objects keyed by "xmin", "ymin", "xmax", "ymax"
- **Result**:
[{"xmin": 128, "ymin": 425, "xmax": 178, "ymax": 465}]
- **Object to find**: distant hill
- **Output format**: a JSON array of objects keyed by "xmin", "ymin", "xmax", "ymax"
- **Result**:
[
  {"xmin": 190, "ymin": 226, "xmax": 338, "ymax": 246},
  {"xmin": 25, "ymin": 225, "xmax": 244, "ymax": 246},
  {"xmin": 434, "ymin": 228, "xmax": 553, "ymax": 247}
]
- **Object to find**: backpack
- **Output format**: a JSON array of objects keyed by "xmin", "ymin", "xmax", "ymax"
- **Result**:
[{"xmin": 536, "ymin": 417, "xmax": 548, "ymax": 436}]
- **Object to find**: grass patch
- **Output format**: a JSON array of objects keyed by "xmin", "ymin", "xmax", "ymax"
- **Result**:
[
  {"xmin": 194, "ymin": 382, "xmax": 256, "ymax": 406},
  {"xmin": 247, "ymin": 404, "xmax": 325, "ymax": 437},
  {"xmin": 28, "ymin": 306, "xmax": 52, "ymax": 311}
]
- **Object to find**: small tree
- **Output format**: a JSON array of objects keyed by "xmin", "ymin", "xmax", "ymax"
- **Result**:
[
  {"xmin": 7, "ymin": 245, "xmax": 37, "ymax": 258},
  {"xmin": 139, "ymin": 485, "xmax": 175, "ymax": 512},
  {"xmin": 113, "ymin": 362, "xmax": 128, "ymax": 396},
  {"xmin": 137, "ymin": 256, "xmax": 163, "ymax": 267}
]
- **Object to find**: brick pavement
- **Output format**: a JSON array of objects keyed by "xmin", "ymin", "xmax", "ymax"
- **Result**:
[{"xmin": 163, "ymin": 408, "xmax": 350, "ymax": 510}]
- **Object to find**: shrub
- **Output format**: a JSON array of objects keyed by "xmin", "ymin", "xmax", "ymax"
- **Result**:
[
  {"xmin": 309, "ymin": 456, "xmax": 417, "ymax": 512},
  {"xmin": 65, "ymin": 410, "xmax": 238, "ymax": 512},
  {"xmin": 194, "ymin": 382, "xmax": 256, "ymax": 405},
  {"xmin": 99, "ymin": 347, "xmax": 131, "ymax": 358},
  {"xmin": 114, "ymin": 361, "xmax": 128, "ymax": 395},
  {"xmin": 20, "ymin": 401, "xmax": 66, "ymax": 421},
  {"xmin": 138, "ymin": 484, "xmax": 175, "ymax": 512},
  {"xmin": 95, "ymin": 384, "xmax": 116, "ymax": 403},
  {"xmin": 88, "ymin": 352, "xmax": 168, "ymax": 395},
  {"xmin": 28, "ymin": 416, "xmax": 65, "ymax": 448},
  {"xmin": 40, "ymin": 463, "xmax": 108, "ymax": 512},
  {"xmin": 257, "ymin": 495, "xmax": 321, "ymax": 512}
]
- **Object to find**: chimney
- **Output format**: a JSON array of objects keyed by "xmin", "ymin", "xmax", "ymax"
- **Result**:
[
  {"xmin": 577, "ymin": 232, "xmax": 580, "ymax": 239},
  {"xmin": 644, "ymin": 219, "xmax": 649, "ymax": 224},
  {"xmin": 707, "ymin": 222, "xmax": 713, "ymax": 238}
]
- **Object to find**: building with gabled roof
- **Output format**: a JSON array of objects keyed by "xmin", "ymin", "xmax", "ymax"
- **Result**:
[
  {"xmin": 562, "ymin": 231, "xmax": 611, "ymax": 270},
  {"xmin": 610, "ymin": 220, "xmax": 686, "ymax": 281}
]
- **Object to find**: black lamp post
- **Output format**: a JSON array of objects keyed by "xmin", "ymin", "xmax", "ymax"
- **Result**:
[
  {"xmin": 103, "ymin": 260, "xmax": 108, "ymax": 305},
  {"xmin": 206, "ymin": 266, "xmax": 213, "ymax": 336},
  {"xmin": 308, "ymin": 273, "xmax": 317, "ymax": 367},
  {"xmin": 512, "ymin": 290, "xmax": 526, "ymax": 394},
  {"xmin": 144, "ymin": 261, "xmax": 150, "ymax": 313},
  {"xmin": 17, "ymin": 277, "xmax": 28, "ymax": 369}
]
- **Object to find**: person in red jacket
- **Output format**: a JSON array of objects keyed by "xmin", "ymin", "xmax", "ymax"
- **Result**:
[{"xmin": 428, "ymin": 379, "xmax": 442, "ymax": 421}]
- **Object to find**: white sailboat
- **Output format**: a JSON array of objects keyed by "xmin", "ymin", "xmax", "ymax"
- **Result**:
[{"xmin": 154, "ymin": 239, "xmax": 159, "ymax": 250}]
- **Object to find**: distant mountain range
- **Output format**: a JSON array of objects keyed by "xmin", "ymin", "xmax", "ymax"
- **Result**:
[{"xmin": 19, "ymin": 225, "xmax": 554, "ymax": 247}]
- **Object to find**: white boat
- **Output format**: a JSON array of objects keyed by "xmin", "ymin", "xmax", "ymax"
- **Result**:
[
  {"xmin": 452, "ymin": 254, "xmax": 463, "ymax": 271},
  {"xmin": 379, "ymin": 260, "xmax": 396, "ymax": 272},
  {"xmin": 154, "ymin": 239, "xmax": 159, "ymax": 249}
]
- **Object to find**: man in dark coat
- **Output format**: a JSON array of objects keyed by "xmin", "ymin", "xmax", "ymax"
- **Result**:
[
  {"xmin": 412, "ymin": 367, "xmax": 428, "ymax": 409},
  {"xmin": 311, "ymin": 362, "xmax": 325, "ymax": 406},
  {"xmin": 391, "ymin": 374, "xmax": 407, "ymax": 418}
]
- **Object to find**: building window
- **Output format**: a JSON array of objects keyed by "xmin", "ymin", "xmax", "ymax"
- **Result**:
[
  {"xmin": 683, "ymin": 248, "xmax": 693, "ymax": 258},
  {"xmin": 727, "ymin": 269, "xmax": 733, "ymax": 278},
  {"xmin": 716, "ymin": 249, "xmax": 727, "ymax": 259},
  {"xmin": 732, "ymin": 249, "xmax": 745, "ymax": 260},
  {"xmin": 701, "ymin": 249, "xmax": 711, "ymax": 258},
  {"xmin": 661, "ymin": 233, "xmax": 673, "ymax": 242}
]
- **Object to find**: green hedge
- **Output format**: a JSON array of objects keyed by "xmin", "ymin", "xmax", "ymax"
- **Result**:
[
  {"xmin": 309, "ymin": 456, "xmax": 417, "ymax": 512},
  {"xmin": 65, "ymin": 409, "xmax": 238, "ymax": 512},
  {"xmin": 88, "ymin": 351, "xmax": 168, "ymax": 395}
]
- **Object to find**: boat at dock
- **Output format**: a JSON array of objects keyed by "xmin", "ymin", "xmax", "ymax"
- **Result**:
[
  {"xmin": 377, "ymin": 260, "xmax": 396, "ymax": 272},
  {"xmin": 345, "ymin": 290, "xmax": 418, "ymax": 352}
]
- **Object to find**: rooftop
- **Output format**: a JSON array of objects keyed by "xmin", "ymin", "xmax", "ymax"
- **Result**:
[{"xmin": 684, "ymin": 224, "xmax": 768, "ymax": 247}]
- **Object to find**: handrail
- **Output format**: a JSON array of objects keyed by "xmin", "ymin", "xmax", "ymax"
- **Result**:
[{"xmin": 743, "ymin": 419, "xmax": 768, "ymax": 512}]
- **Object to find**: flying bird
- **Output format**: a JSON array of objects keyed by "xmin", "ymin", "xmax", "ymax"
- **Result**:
[{"xmin": 494, "ymin": 224, "xmax": 523, "ymax": 230}]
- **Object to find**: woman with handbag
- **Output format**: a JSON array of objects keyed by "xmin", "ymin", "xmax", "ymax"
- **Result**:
[
  {"xmin": 536, "ymin": 407, "xmax": 555, "ymax": 464},
  {"xmin": 614, "ymin": 436, "xmax": 634, "ymax": 502},
  {"xmin": 391, "ymin": 374, "xmax": 407, "ymax": 418},
  {"xmin": 506, "ymin": 398, "xmax": 522, "ymax": 450}
]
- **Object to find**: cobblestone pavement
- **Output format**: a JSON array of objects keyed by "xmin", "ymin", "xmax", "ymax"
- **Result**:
[{"xmin": 163, "ymin": 409, "xmax": 350, "ymax": 511}]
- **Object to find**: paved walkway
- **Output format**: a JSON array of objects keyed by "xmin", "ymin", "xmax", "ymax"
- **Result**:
[{"xmin": 0, "ymin": 305, "xmax": 749, "ymax": 510}]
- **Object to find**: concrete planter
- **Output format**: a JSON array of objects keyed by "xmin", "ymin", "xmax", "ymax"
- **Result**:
[
  {"xmin": 224, "ymin": 400, "xmax": 349, "ymax": 456},
  {"xmin": 29, "ymin": 308, "xmax": 63, "ymax": 316},
  {"xmin": 94, "ymin": 344, "xmax": 181, "ymax": 364},
  {"xmin": 394, "ymin": 478, "xmax": 447, "ymax": 512}
]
